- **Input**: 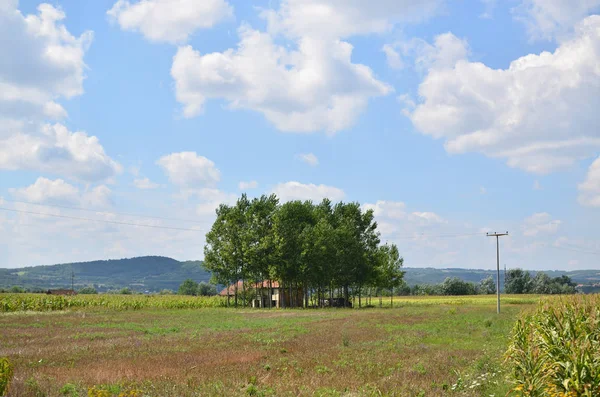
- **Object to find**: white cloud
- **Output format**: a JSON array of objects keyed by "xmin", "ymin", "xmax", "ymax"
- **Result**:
[
  {"xmin": 133, "ymin": 177, "xmax": 159, "ymax": 190},
  {"xmin": 157, "ymin": 152, "xmax": 220, "ymax": 187},
  {"xmin": 0, "ymin": 124, "xmax": 122, "ymax": 182},
  {"xmin": 0, "ymin": 2, "xmax": 93, "ymax": 122},
  {"xmin": 238, "ymin": 180, "xmax": 258, "ymax": 190},
  {"xmin": 406, "ymin": 17, "xmax": 600, "ymax": 175},
  {"xmin": 522, "ymin": 212, "xmax": 562, "ymax": 236},
  {"xmin": 533, "ymin": 180, "xmax": 542, "ymax": 190},
  {"xmin": 171, "ymin": 26, "xmax": 392, "ymax": 134},
  {"xmin": 386, "ymin": 33, "xmax": 469, "ymax": 73},
  {"xmin": 410, "ymin": 211, "xmax": 446, "ymax": 224},
  {"xmin": 480, "ymin": 187, "xmax": 487, "ymax": 195},
  {"xmin": 188, "ymin": 188, "xmax": 238, "ymax": 216},
  {"xmin": 382, "ymin": 44, "xmax": 404, "ymax": 69},
  {"xmin": 578, "ymin": 156, "xmax": 600, "ymax": 206},
  {"xmin": 363, "ymin": 201, "xmax": 407, "ymax": 220},
  {"xmin": 0, "ymin": 3, "xmax": 122, "ymax": 184},
  {"xmin": 107, "ymin": 0, "xmax": 233, "ymax": 44},
  {"xmin": 514, "ymin": 0, "xmax": 600, "ymax": 41},
  {"xmin": 262, "ymin": 0, "xmax": 443, "ymax": 40},
  {"xmin": 170, "ymin": 1, "xmax": 448, "ymax": 134},
  {"xmin": 480, "ymin": 0, "xmax": 497, "ymax": 19},
  {"xmin": 297, "ymin": 153, "xmax": 319, "ymax": 166},
  {"xmin": 9, "ymin": 177, "xmax": 112, "ymax": 208},
  {"xmin": 271, "ymin": 181, "xmax": 345, "ymax": 202}
]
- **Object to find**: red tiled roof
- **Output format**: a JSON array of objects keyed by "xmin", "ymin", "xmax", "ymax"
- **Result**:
[{"xmin": 219, "ymin": 280, "xmax": 280, "ymax": 296}]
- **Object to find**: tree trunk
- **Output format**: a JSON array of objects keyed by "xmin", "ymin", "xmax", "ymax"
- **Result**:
[
  {"xmin": 234, "ymin": 281, "xmax": 238, "ymax": 308},
  {"xmin": 390, "ymin": 288, "xmax": 393, "ymax": 308},
  {"xmin": 304, "ymin": 282, "xmax": 309, "ymax": 308},
  {"xmin": 344, "ymin": 284, "xmax": 349, "ymax": 308},
  {"xmin": 269, "ymin": 280, "xmax": 272, "ymax": 309},
  {"xmin": 379, "ymin": 290, "xmax": 382, "ymax": 308}
]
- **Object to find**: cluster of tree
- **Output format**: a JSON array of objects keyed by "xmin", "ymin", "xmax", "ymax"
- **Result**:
[
  {"xmin": 505, "ymin": 269, "xmax": 577, "ymax": 294},
  {"xmin": 204, "ymin": 195, "xmax": 405, "ymax": 308},
  {"xmin": 177, "ymin": 279, "xmax": 218, "ymax": 296},
  {"xmin": 393, "ymin": 276, "xmax": 495, "ymax": 296},
  {"xmin": 78, "ymin": 286, "xmax": 98, "ymax": 294}
]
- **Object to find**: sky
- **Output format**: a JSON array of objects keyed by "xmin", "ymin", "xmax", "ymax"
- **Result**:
[{"xmin": 1, "ymin": 0, "xmax": 600, "ymax": 270}]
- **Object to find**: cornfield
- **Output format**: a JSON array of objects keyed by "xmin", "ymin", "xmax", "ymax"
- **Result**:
[
  {"xmin": 505, "ymin": 294, "xmax": 600, "ymax": 396},
  {"xmin": 0, "ymin": 293, "xmax": 226, "ymax": 312}
]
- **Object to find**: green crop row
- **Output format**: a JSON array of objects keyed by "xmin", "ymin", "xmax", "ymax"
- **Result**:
[
  {"xmin": 505, "ymin": 294, "xmax": 600, "ymax": 396},
  {"xmin": 0, "ymin": 293, "xmax": 227, "ymax": 312}
]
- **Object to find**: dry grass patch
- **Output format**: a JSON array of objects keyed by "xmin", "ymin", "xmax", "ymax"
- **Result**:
[{"xmin": 0, "ymin": 300, "xmax": 532, "ymax": 396}]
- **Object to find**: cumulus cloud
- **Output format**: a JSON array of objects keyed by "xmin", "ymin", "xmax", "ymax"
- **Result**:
[
  {"xmin": 271, "ymin": 181, "xmax": 345, "ymax": 202},
  {"xmin": 406, "ymin": 17, "xmax": 600, "ymax": 174},
  {"xmin": 157, "ymin": 152, "xmax": 220, "ymax": 187},
  {"xmin": 238, "ymin": 180, "xmax": 258, "ymax": 190},
  {"xmin": 0, "ymin": 3, "xmax": 121, "ymax": 183},
  {"xmin": 133, "ymin": 177, "xmax": 160, "ymax": 190},
  {"xmin": 0, "ymin": 2, "xmax": 93, "ymax": 122},
  {"xmin": 107, "ymin": 0, "xmax": 233, "ymax": 44},
  {"xmin": 296, "ymin": 153, "xmax": 319, "ymax": 166},
  {"xmin": 169, "ymin": 0, "xmax": 450, "ymax": 134},
  {"xmin": 9, "ymin": 177, "xmax": 112, "ymax": 208},
  {"xmin": 171, "ymin": 26, "xmax": 392, "ymax": 134},
  {"xmin": 262, "ymin": 0, "xmax": 443, "ymax": 40},
  {"xmin": 522, "ymin": 212, "xmax": 561, "ymax": 236},
  {"xmin": 0, "ymin": 124, "xmax": 122, "ymax": 182},
  {"xmin": 578, "ymin": 156, "xmax": 600, "ymax": 206},
  {"xmin": 363, "ymin": 200, "xmax": 446, "ymax": 229},
  {"xmin": 514, "ymin": 0, "xmax": 600, "ymax": 41}
]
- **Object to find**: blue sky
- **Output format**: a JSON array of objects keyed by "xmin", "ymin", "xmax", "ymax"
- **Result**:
[{"xmin": 1, "ymin": 0, "xmax": 600, "ymax": 270}]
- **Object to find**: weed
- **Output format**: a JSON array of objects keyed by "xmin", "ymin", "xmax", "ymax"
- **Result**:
[{"xmin": 60, "ymin": 383, "xmax": 79, "ymax": 397}]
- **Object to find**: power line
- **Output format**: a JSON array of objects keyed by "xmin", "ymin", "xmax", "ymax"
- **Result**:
[
  {"xmin": 0, "ymin": 207, "xmax": 204, "ymax": 232},
  {"xmin": 1, "ymin": 198, "xmax": 206, "ymax": 224}
]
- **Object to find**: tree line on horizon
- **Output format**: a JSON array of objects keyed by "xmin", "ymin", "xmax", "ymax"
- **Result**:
[{"xmin": 203, "ymin": 194, "xmax": 405, "ymax": 308}]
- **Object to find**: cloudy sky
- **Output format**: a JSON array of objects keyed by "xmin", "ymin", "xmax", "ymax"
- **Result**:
[{"xmin": 1, "ymin": 0, "xmax": 600, "ymax": 270}]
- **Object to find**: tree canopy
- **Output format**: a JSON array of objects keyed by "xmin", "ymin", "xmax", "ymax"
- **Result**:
[{"xmin": 204, "ymin": 194, "xmax": 405, "ymax": 307}]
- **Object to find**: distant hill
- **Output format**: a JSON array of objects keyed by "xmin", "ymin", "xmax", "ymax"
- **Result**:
[
  {"xmin": 0, "ymin": 256, "xmax": 211, "ymax": 292},
  {"xmin": 1, "ymin": 257, "xmax": 599, "ymax": 292}
]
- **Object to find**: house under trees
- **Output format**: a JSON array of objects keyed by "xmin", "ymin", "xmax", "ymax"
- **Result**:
[{"xmin": 219, "ymin": 280, "xmax": 304, "ymax": 308}]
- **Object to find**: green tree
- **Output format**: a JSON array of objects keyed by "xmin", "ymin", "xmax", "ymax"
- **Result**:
[
  {"xmin": 197, "ymin": 281, "xmax": 217, "ymax": 296},
  {"xmin": 441, "ymin": 277, "xmax": 477, "ymax": 296},
  {"xmin": 505, "ymin": 269, "xmax": 533, "ymax": 294},
  {"xmin": 479, "ymin": 276, "xmax": 496, "ymax": 295},
  {"xmin": 178, "ymin": 279, "xmax": 198, "ymax": 296},
  {"xmin": 377, "ymin": 243, "xmax": 405, "ymax": 306},
  {"xmin": 78, "ymin": 286, "xmax": 98, "ymax": 294}
]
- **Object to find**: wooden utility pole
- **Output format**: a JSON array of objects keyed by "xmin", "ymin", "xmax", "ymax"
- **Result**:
[{"xmin": 487, "ymin": 232, "xmax": 508, "ymax": 314}]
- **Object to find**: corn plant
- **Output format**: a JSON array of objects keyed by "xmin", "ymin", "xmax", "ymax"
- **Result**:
[
  {"xmin": 0, "ymin": 293, "xmax": 227, "ymax": 312},
  {"xmin": 0, "ymin": 357, "xmax": 13, "ymax": 397},
  {"xmin": 506, "ymin": 295, "xmax": 600, "ymax": 396}
]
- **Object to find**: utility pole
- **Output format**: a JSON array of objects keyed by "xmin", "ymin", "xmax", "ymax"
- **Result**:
[{"xmin": 487, "ymin": 232, "xmax": 508, "ymax": 314}]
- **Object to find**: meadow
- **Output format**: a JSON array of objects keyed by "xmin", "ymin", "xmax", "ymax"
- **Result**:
[{"xmin": 0, "ymin": 294, "xmax": 543, "ymax": 396}]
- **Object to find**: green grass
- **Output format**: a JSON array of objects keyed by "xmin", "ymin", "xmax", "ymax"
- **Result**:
[{"xmin": 0, "ymin": 295, "xmax": 540, "ymax": 396}]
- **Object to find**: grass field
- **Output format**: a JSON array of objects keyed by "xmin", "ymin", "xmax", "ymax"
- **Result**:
[{"xmin": 0, "ymin": 294, "xmax": 540, "ymax": 396}]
